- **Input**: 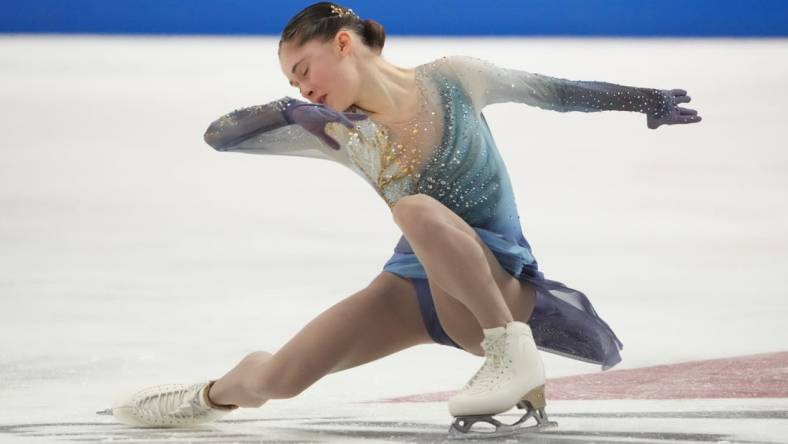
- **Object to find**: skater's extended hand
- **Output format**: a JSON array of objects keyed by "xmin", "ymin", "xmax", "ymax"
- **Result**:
[
  {"xmin": 647, "ymin": 89, "xmax": 702, "ymax": 129},
  {"xmin": 282, "ymin": 99, "xmax": 369, "ymax": 150}
]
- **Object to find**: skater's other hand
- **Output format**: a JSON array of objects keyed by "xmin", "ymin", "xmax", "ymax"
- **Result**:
[
  {"xmin": 282, "ymin": 99, "xmax": 368, "ymax": 150},
  {"xmin": 647, "ymin": 89, "xmax": 702, "ymax": 129}
]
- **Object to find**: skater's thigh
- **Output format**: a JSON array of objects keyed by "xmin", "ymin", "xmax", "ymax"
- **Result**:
[{"xmin": 262, "ymin": 271, "xmax": 433, "ymax": 394}]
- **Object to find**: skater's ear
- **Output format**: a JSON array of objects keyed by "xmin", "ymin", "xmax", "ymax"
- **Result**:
[{"xmin": 335, "ymin": 30, "xmax": 353, "ymax": 57}]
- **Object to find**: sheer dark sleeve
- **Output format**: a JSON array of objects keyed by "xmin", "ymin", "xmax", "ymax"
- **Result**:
[
  {"xmin": 203, "ymin": 97, "xmax": 333, "ymax": 161},
  {"xmin": 447, "ymin": 55, "xmax": 672, "ymax": 117}
]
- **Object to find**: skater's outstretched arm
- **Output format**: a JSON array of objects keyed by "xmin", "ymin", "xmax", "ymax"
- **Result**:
[
  {"xmin": 446, "ymin": 55, "xmax": 702, "ymax": 129},
  {"xmin": 203, "ymin": 96, "xmax": 369, "ymax": 158}
]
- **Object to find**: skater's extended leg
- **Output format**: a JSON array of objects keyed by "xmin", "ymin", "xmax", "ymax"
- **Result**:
[{"xmin": 208, "ymin": 271, "xmax": 433, "ymax": 408}]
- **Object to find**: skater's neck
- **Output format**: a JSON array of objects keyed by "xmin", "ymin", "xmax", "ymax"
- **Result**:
[{"xmin": 352, "ymin": 57, "xmax": 419, "ymax": 125}]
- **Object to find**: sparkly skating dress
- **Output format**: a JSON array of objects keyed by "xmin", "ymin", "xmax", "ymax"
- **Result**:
[{"xmin": 205, "ymin": 55, "xmax": 675, "ymax": 370}]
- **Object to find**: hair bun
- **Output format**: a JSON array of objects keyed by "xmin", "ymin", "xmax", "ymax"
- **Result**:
[
  {"xmin": 280, "ymin": 3, "xmax": 386, "ymax": 56},
  {"xmin": 361, "ymin": 18, "xmax": 386, "ymax": 54}
]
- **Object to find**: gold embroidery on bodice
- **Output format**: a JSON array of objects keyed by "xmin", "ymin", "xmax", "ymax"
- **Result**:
[{"xmin": 341, "ymin": 64, "xmax": 447, "ymax": 208}]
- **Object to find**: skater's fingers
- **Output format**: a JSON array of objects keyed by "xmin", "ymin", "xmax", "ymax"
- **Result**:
[
  {"xmin": 665, "ymin": 115, "xmax": 702, "ymax": 126},
  {"xmin": 670, "ymin": 88, "xmax": 688, "ymax": 97},
  {"xmin": 321, "ymin": 130, "xmax": 342, "ymax": 150},
  {"xmin": 647, "ymin": 118, "xmax": 662, "ymax": 130},
  {"xmin": 678, "ymin": 107, "xmax": 698, "ymax": 116}
]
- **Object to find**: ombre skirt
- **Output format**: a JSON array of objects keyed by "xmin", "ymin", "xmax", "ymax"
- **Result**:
[{"xmin": 382, "ymin": 226, "xmax": 624, "ymax": 371}]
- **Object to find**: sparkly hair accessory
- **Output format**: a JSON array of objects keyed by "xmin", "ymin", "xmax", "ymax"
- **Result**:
[{"xmin": 330, "ymin": 4, "xmax": 358, "ymax": 19}]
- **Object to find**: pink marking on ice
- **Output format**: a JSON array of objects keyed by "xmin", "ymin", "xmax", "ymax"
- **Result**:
[{"xmin": 369, "ymin": 350, "xmax": 788, "ymax": 403}]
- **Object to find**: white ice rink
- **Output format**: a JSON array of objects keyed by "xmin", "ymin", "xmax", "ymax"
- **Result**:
[{"xmin": 1, "ymin": 35, "xmax": 787, "ymax": 443}]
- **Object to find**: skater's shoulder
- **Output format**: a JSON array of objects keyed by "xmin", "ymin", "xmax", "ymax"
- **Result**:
[
  {"xmin": 417, "ymin": 55, "xmax": 482, "ymax": 84},
  {"xmin": 417, "ymin": 55, "xmax": 471, "ymax": 71},
  {"xmin": 433, "ymin": 54, "xmax": 493, "ymax": 70},
  {"xmin": 422, "ymin": 55, "xmax": 498, "ymax": 84}
]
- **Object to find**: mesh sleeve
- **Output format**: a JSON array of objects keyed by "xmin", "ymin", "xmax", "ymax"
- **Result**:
[
  {"xmin": 203, "ymin": 97, "xmax": 333, "ymax": 161},
  {"xmin": 447, "ymin": 55, "xmax": 671, "ymax": 117}
]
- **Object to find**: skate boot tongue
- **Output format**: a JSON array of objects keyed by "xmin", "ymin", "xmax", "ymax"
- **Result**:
[
  {"xmin": 481, "ymin": 321, "xmax": 530, "ymax": 354},
  {"xmin": 455, "ymin": 324, "xmax": 510, "ymax": 393},
  {"xmin": 482, "ymin": 325, "xmax": 506, "ymax": 338},
  {"xmin": 481, "ymin": 329, "xmax": 506, "ymax": 358}
]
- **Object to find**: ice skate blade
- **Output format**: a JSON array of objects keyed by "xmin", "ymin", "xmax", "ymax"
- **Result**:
[{"xmin": 448, "ymin": 407, "xmax": 558, "ymax": 440}]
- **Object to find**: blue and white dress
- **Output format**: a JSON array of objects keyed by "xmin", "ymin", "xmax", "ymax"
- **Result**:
[{"xmin": 204, "ymin": 55, "xmax": 674, "ymax": 370}]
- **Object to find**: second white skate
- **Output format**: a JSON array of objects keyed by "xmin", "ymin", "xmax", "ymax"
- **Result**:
[{"xmin": 447, "ymin": 320, "xmax": 558, "ymax": 439}]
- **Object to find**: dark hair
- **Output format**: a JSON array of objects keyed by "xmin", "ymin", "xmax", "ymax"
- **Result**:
[{"xmin": 278, "ymin": 2, "xmax": 386, "ymax": 55}]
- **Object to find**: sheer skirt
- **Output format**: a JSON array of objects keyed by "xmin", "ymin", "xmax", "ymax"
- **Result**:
[{"xmin": 383, "ymin": 227, "xmax": 624, "ymax": 370}]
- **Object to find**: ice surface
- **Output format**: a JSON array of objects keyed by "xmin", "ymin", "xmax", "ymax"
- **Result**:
[{"xmin": 1, "ymin": 35, "xmax": 787, "ymax": 443}]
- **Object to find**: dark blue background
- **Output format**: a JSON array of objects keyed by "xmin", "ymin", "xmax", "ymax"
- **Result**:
[{"xmin": 2, "ymin": 0, "xmax": 787, "ymax": 36}]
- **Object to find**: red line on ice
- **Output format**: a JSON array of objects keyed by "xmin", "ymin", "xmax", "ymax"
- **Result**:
[{"xmin": 371, "ymin": 350, "xmax": 788, "ymax": 403}]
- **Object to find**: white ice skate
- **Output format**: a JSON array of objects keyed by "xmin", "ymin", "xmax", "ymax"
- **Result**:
[
  {"xmin": 447, "ymin": 320, "xmax": 558, "ymax": 439},
  {"xmin": 100, "ymin": 379, "xmax": 238, "ymax": 427}
]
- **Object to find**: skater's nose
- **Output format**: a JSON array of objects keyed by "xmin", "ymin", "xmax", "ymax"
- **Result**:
[{"xmin": 298, "ymin": 84, "xmax": 315, "ymax": 102}]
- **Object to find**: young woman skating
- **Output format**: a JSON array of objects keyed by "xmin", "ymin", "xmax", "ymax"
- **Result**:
[{"xmin": 106, "ymin": 2, "xmax": 701, "ymax": 438}]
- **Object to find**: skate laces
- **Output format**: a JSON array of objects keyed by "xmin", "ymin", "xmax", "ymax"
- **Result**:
[
  {"xmin": 135, "ymin": 383, "xmax": 209, "ymax": 423},
  {"xmin": 462, "ymin": 332, "xmax": 509, "ymax": 392}
]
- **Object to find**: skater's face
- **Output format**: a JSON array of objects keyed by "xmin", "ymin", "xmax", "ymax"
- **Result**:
[{"xmin": 279, "ymin": 30, "xmax": 361, "ymax": 112}]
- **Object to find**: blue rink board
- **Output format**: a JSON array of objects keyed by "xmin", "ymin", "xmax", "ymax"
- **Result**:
[{"xmin": 2, "ymin": 0, "xmax": 788, "ymax": 36}]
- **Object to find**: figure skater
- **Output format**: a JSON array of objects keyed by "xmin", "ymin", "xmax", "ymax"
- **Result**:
[{"xmin": 105, "ymin": 2, "xmax": 701, "ymax": 438}]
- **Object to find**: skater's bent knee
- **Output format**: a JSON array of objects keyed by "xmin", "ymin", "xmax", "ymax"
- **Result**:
[
  {"xmin": 392, "ymin": 194, "xmax": 435, "ymax": 227},
  {"xmin": 393, "ymin": 203, "xmax": 447, "ymax": 240}
]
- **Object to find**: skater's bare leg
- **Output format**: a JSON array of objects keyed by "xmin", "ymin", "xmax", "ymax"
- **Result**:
[
  {"xmin": 204, "ymin": 351, "xmax": 274, "ymax": 408},
  {"xmin": 208, "ymin": 271, "xmax": 433, "ymax": 408},
  {"xmin": 430, "ymin": 278, "xmax": 536, "ymax": 357},
  {"xmin": 392, "ymin": 193, "xmax": 537, "ymax": 356}
]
